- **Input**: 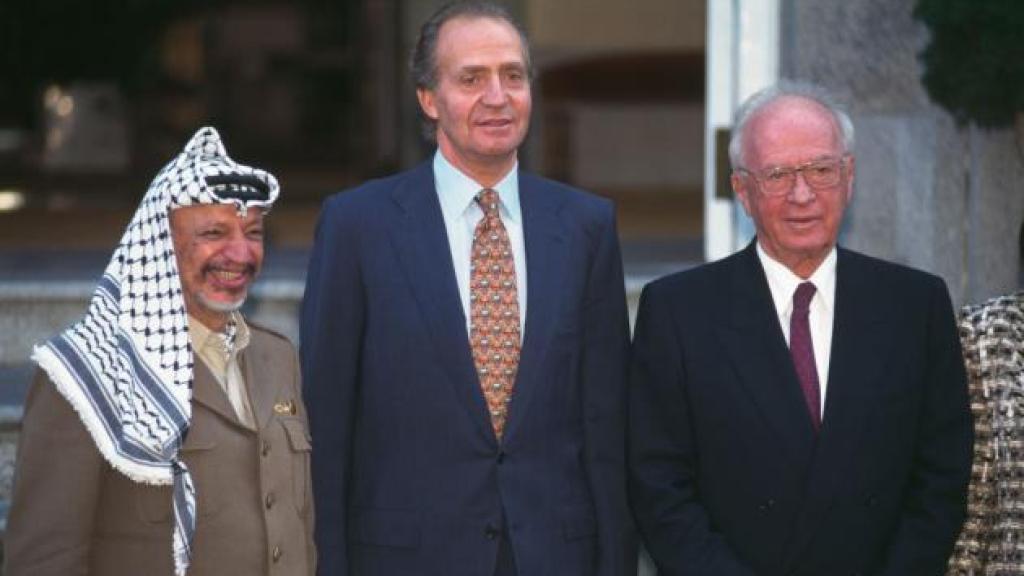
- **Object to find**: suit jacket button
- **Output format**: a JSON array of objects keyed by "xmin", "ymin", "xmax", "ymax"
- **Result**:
[
  {"xmin": 757, "ymin": 498, "xmax": 775, "ymax": 512},
  {"xmin": 496, "ymin": 451, "xmax": 506, "ymax": 464},
  {"xmin": 262, "ymin": 439, "xmax": 271, "ymax": 457},
  {"xmin": 272, "ymin": 545, "xmax": 282, "ymax": 562},
  {"xmin": 485, "ymin": 524, "xmax": 500, "ymax": 540},
  {"xmin": 865, "ymin": 494, "xmax": 878, "ymax": 508},
  {"xmin": 265, "ymin": 492, "xmax": 276, "ymax": 509}
]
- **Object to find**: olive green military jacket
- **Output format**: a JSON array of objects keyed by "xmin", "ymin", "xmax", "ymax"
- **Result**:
[{"xmin": 4, "ymin": 324, "xmax": 315, "ymax": 576}]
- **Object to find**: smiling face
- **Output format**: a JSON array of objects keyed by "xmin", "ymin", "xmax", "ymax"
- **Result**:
[
  {"xmin": 170, "ymin": 204, "xmax": 264, "ymax": 331},
  {"xmin": 416, "ymin": 15, "xmax": 531, "ymax": 186},
  {"xmin": 731, "ymin": 96, "xmax": 855, "ymax": 278}
]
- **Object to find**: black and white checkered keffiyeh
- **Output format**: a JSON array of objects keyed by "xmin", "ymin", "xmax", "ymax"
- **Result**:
[{"xmin": 31, "ymin": 127, "xmax": 279, "ymax": 575}]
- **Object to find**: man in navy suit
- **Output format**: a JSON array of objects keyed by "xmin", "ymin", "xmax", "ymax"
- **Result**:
[
  {"xmin": 628, "ymin": 81, "xmax": 972, "ymax": 576},
  {"xmin": 300, "ymin": 2, "xmax": 635, "ymax": 575}
]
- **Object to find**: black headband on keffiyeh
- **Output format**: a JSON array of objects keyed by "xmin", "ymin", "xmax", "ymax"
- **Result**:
[{"xmin": 31, "ymin": 127, "xmax": 279, "ymax": 575}]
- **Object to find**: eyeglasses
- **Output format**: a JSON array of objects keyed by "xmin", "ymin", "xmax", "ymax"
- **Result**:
[{"xmin": 737, "ymin": 156, "xmax": 850, "ymax": 197}]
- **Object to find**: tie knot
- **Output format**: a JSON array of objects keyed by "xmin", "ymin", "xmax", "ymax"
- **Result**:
[
  {"xmin": 793, "ymin": 282, "xmax": 816, "ymax": 313},
  {"xmin": 476, "ymin": 188, "xmax": 500, "ymax": 218}
]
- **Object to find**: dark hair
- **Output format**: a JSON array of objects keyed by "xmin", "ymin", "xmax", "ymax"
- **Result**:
[{"xmin": 410, "ymin": 1, "xmax": 532, "ymax": 139}]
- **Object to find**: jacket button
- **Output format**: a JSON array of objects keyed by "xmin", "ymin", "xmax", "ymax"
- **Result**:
[
  {"xmin": 484, "ymin": 524, "xmax": 500, "ymax": 540},
  {"xmin": 496, "ymin": 451, "xmax": 506, "ymax": 464},
  {"xmin": 265, "ymin": 492, "xmax": 276, "ymax": 510},
  {"xmin": 757, "ymin": 498, "xmax": 775, "ymax": 512},
  {"xmin": 262, "ymin": 440, "xmax": 271, "ymax": 457},
  {"xmin": 272, "ymin": 545, "xmax": 282, "ymax": 562},
  {"xmin": 865, "ymin": 494, "xmax": 878, "ymax": 508}
]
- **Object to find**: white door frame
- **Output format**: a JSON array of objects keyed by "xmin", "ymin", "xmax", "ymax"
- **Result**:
[{"xmin": 704, "ymin": 0, "xmax": 781, "ymax": 261}]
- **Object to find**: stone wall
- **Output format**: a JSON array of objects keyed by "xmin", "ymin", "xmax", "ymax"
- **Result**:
[{"xmin": 783, "ymin": 0, "xmax": 1024, "ymax": 306}]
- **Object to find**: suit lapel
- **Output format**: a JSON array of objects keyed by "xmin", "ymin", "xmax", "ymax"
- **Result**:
[
  {"xmin": 190, "ymin": 359, "xmax": 240, "ymax": 426},
  {"xmin": 502, "ymin": 173, "xmax": 567, "ymax": 442},
  {"xmin": 783, "ymin": 248, "xmax": 888, "ymax": 569},
  {"xmin": 388, "ymin": 162, "xmax": 495, "ymax": 443},
  {"xmin": 716, "ymin": 242, "xmax": 816, "ymax": 466},
  {"xmin": 241, "ymin": 342, "xmax": 288, "ymax": 431},
  {"xmin": 191, "ymin": 346, "xmax": 282, "ymax": 432}
]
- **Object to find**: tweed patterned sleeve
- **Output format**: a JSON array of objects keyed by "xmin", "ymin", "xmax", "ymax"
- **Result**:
[{"xmin": 947, "ymin": 293, "xmax": 1024, "ymax": 576}]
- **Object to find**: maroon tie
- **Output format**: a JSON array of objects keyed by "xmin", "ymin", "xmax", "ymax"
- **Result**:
[{"xmin": 790, "ymin": 282, "xmax": 821, "ymax": 431}]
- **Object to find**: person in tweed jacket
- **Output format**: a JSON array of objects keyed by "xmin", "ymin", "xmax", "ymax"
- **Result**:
[{"xmin": 948, "ymin": 291, "xmax": 1024, "ymax": 575}]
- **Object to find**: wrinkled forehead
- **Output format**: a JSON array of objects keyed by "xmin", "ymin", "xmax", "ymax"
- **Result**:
[
  {"xmin": 168, "ymin": 203, "xmax": 265, "ymax": 235},
  {"xmin": 170, "ymin": 201, "xmax": 266, "ymax": 218},
  {"xmin": 436, "ymin": 15, "xmax": 528, "ymax": 66},
  {"xmin": 744, "ymin": 96, "xmax": 844, "ymax": 166}
]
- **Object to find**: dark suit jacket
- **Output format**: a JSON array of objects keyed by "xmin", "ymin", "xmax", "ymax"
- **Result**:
[
  {"xmin": 5, "ymin": 324, "xmax": 315, "ymax": 576},
  {"xmin": 628, "ymin": 242, "xmax": 972, "ymax": 576},
  {"xmin": 300, "ymin": 161, "xmax": 635, "ymax": 576}
]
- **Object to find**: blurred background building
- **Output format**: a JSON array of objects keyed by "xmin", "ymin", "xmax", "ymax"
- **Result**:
[
  {"xmin": 0, "ymin": 0, "xmax": 710, "ymax": 403},
  {"xmin": 0, "ymin": 0, "xmax": 1021, "ymax": 570}
]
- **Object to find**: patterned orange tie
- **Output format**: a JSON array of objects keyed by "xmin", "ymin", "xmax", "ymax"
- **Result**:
[{"xmin": 470, "ymin": 188, "xmax": 521, "ymax": 439}]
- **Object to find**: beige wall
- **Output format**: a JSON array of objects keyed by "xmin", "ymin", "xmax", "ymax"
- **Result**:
[
  {"xmin": 571, "ymin": 104, "xmax": 704, "ymax": 190},
  {"xmin": 527, "ymin": 0, "xmax": 705, "ymax": 52}
]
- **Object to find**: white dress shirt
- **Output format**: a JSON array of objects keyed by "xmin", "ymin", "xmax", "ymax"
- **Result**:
[
  {"xmin": 433, "ymin": 150, "xmax": 527, "ymax": 338},
  {"xmin": 757, "ymin": 244, "xmax": 837, "ymax": 416}
]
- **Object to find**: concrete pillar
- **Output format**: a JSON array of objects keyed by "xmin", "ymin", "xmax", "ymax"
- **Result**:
[{"xmin": 781, "ymin": 0, "xmax": 1024, "ymax": 305}]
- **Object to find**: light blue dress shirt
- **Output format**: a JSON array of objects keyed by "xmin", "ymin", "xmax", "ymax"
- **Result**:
[{"xmin": 433, "ymin": 150, "xmax": 527, "ymax": 339}]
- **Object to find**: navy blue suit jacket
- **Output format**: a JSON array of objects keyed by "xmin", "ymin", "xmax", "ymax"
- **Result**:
[
  {"xmin": 301, "ymin": 162, "xmax": 636, "ymax": 576},
  {"xmin": 628, "ymin": 242, "xmax": 972, "ymax": 576}
]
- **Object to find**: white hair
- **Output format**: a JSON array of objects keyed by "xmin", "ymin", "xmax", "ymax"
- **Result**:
[{"xmin": 728, "ymin": 80, "xmax": 855, "ymax": 169}]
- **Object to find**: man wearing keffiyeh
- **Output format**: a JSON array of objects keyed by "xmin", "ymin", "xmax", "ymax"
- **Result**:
[{"xmin": 4, "ymin": 127, "xmax": 315, "ymax": 576}]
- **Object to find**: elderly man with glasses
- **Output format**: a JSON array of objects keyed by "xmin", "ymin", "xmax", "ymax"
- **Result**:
[{"xmin": 628, "ymin": 81, "xmax": 972, "ymax": 576}]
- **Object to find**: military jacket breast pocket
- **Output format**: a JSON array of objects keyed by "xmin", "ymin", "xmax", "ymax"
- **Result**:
[{"xmin": 278, "ymin": 416, "xmax": 313, "ymax": 514}]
